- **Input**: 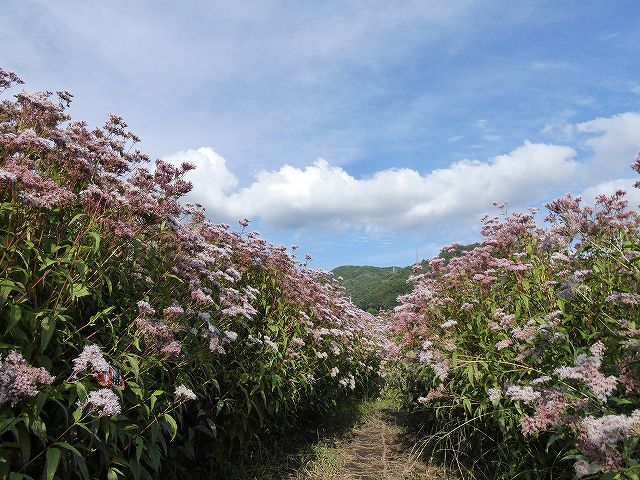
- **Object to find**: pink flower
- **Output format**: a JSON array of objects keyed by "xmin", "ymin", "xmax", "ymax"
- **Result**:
[
  {"xmin": 488, "ymin": 387, "xmax": 501, "ymax": 402},
  {"xmin": 174, "ymin": 384, "xmax": 197, "ymax": 401},
  {"xmin": 440, "ymin": 319, "xmax": 458, "ymax": 329},
  {"xmin": 590, "ymin": 341, "xmax": 605, "ymax": 357},
  {"xmin": 506, "ymin": 385, "xmax": 540, "ymax": 405},
  {"xmin": 263, "ymin": 336, "xmax": 278, "ymax": 351},
  {"xmin": 191, "ymin": 288, "xmax": 214, "ymax": 307},
  {"xmin": 605, "ymin": 292, "xmax": 640, "ymax": 305},
  {"xmin": 574, "ymin": 459, "xmax": 591, "ymax": 478},
  {"xmin": 578, "ymin": 411, "xmax": 640, "ymax": 452},
  {"xmin": 554, "ymin": 351, "xmax": 618, "ymax": 401},
  {"xmin": 72, "ymin": 344, "xmax": 110, "ymax": 375},
  {"xmin": 223, "ymin": 330, "xmax": 238, "ymax": 343},
  {"xmin": 0, "ymin": 67, "xmax": 24, "ymax": 91},
  {"xmin": 209, "ymin": 337, "xmax": 226, "ymax": 355},
  {"xmin": 160, "ymin": 341, "xmax": 182, "ymax": 357},
  {"xmin": 339, "ymin": 374, "xmax": 356, "ymax": 389},
  {"xmin": 78, "ymin": 388, "xmax": 121, "ymax": 416},
  {"xmin": 163, "ymin": 304, "xmax": 184, "ymax": 319},
  {"xmin": 432, "ymin": 359, "xmax": 449, "ymax": 381},
  {"xmin": 136, "ymin": 300, "xmax": 155, "ymax": 317},
  {"xmin": 0, "ymin": 351, "xmax": 55, "ymax": 406},
  {"xmin": 291, "ymin": 337, "xmax": 305, "ymax": 348},
  {"xmin": 520, "ymin": 390, "xmax": 569, "ymax": 436},
  {"xmin": 422, "ymin": 384, "xmax": 446, "ymax": 402}
]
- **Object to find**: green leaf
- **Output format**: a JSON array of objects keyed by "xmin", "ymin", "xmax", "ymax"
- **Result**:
[
  {"xmin": 135, "ymin": 436, "xmax": 144, "ymax": 462},
  {"xmin": 545, "ymin": 434, "xmax": 562, "ymax": 452},
  {"xmin": 125, "ymin": 354, "xmax": 140, "ymax": 379},
  {"xmin": 463, "ymin": 397, "xmax": 472, "ymax": 414},
  {"xmin": 206, "ymin": 418, "xmax": 217, "ymax": 438},
  {"xmin": 599, "ymin": 473, "xmax": 617, "ymax": 480},
  {"xmin": 74, "ymin": 259, "xmax": 87, "ymax": 276},
  {"xmin": 40, "ymin": 316, "xmax": 56, "ymax": 352},
  {"xmin": 86, "ymin": 231, "xmax": 101, "ymax": 254},
  {"xmin": 5, "ymin": 304, "xmax": 22, "ymax": 334},
  {"xmin": 150, "ymin": 390, "xmax": 163, "ymax": 412},
  {"xmin": 16, "ymin": 422, "xmax": 31, "ymax": 463},
  {"xmin": 45, "ymin": 447, "xmax": 61, "ymax": 480},
  {"xmin": 0, "ymin": 417, "xmax": 21, "ymax": 435},
  {"xmin": 146, "ymin": 444, "xmax": 161, "ymax": 471},
  {"xmin": 53, "ymin": 442, "xmax": 88, "ymax": 480},
  {"xmin": 163, "ymin": 413, "xmax": 178, "ymax": 441},
  {"xmin": 9, "ymin": 473, "xmax": 33, "ymax": 480},
  {"xmin": 466, "ymin": 366, "xmax": 475, "ymax": 386},
  {"xmin": 71, "ymin": 283, "xmax": 90, "ymax": 300}
]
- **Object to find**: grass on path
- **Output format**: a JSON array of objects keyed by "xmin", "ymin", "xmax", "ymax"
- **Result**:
[{"xmin": 226, "ymin": 392, "xmax": 457, "ymax": 479}]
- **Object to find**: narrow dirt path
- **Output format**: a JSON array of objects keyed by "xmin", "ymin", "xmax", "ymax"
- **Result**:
[{"xmin": 297, "ymin": 407, "xmax": 455, "ymax": 480}]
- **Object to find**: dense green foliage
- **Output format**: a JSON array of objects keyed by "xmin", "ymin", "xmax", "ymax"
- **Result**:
[
  {"xmin": 331, "ymin": 264, "xmax": 419, "ymax": 313},
  {"xmin": 390, "ymin": 193, "xmax": 640, "ymax": 479},
  {"xmin": 0, "ymin": 69, "xmax": 387, "ymax": 480}
]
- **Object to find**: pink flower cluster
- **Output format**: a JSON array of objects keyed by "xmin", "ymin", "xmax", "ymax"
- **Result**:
[
  {"xmin": 0, "ymin": 351, "xmax": 55, "ymax": 406},
  {"xmin": 78, "ymin": 388, "xmax": 121, "ymax": 416},
  {"xmin": 418, "ymin": 384, "xmax": 446, "ymax": 404},
  {"xmin": 505, "ymin": 385, "xmax": 541, "ymax": 405},
  {"xmin": 387, "ymin": 163, "xmax": 640, "ymax": 477},
  {"xmin": 0, "ymin": 69, "xmax": 390, "ymax": 467},
  {"xmin": 72, "ymin": 344, "xmax": 110, "ymax": 376},
  {"xmin": 174, "ymin": 384, "xmax": 197, "ymax": 401},
  {"xmin": 135, "ymin": 316, "xmax": 182, "ymax": 358},
  {"xmin": 553, "ymin": 345, "xmax": 618, "ymax": 402},
  {"xmin": 520, "ymin": 390, "xmax": 569, "ymax": 437}
]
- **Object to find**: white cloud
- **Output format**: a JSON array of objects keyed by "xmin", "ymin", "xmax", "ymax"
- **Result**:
[
  {"xmin": 168, "ymin": 141, "xmax": 578, "ymax": 231},
  {"xmin": 164, "ymin": 147, "xmax": 239, "ymax": 207},
  {"xmin": 579, "ymin": 178, "xmax": 640, "ymax": 208},
  {"xmin": 483, "ymin": 133, "xmax": 502, "ymax": 142},
  {"xmin": 576, "ymin": 112, "xmax": 640, "ymax": 173},
  {"xmin": 530, "ymin": 61, "xmax": 574, "ymax": 71},
  {"xmin": 167, "ymin": 111, "xmax": 640, "ymax": 237}
]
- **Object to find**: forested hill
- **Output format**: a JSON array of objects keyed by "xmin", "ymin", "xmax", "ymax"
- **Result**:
[
  {"xmin": 333, "ymin": 243, "xmax": 478, "ymax": 313},
  {"xmin": 331, "ymin": 264, "xmax": 421, "ymax": 314}
]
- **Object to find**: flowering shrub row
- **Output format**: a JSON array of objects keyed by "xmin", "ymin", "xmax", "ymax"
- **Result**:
[
  {"xmin": 0, "ymin": 68, "xmax": 389, "ymax": 479},
  {"xmin": 391, "ymin": 178, "xmax": 640, "ymax": 478}
]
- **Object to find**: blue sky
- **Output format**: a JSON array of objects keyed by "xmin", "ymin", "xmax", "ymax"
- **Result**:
[{"xmin": 2, "ymin": 1, "xmax": 640, "ymax": 269}]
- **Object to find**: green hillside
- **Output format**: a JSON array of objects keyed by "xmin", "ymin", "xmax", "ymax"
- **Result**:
[
  {"xmin": 332, "ymin": 264, "xmax": 419, "ymax": 313},
  {"xmin": 333, "ymin": 243, "xmax": 478, "ymax": 313}
]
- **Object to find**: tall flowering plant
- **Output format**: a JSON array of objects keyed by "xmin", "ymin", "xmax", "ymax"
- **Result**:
[
  {"xmin": 392, "ymin": 180, "xmax": 640, "ymax": 478},
  {"xmin": 0, "ymin": 67, "xmax": 387, "ymax": 479}
]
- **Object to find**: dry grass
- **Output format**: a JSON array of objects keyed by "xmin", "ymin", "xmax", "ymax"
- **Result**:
[
  {"xmin": 296, "ymin": 406, "xmax": 456, "ymax": 480},
  {"xmin": 227, "ymin": 395, "xmax": 458, "ymax": 479}
]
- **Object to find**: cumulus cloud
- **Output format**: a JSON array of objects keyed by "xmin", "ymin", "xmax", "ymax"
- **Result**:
[
  {"xmin": 580, "ymin": 178, "xmax": 640, "ymax": 208},
  {"xmin": 167, "ymin": 141, "xmax": 578, "ymax": 231},
  {"xmin": 166, "ymin": 111, "xmax": 640, "ymax": 238},
  {"xmin": 164, "ymin": 147, "xmax": 238, "ymax": 206},
  {"xmin": 576, "ymin": 112, "xmax": 640, "ymax": 174}
]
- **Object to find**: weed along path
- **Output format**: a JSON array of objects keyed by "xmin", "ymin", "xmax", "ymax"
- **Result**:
[{"xmin": 289, "ymin": 400, "xmax": 456, "ymax": 480}]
